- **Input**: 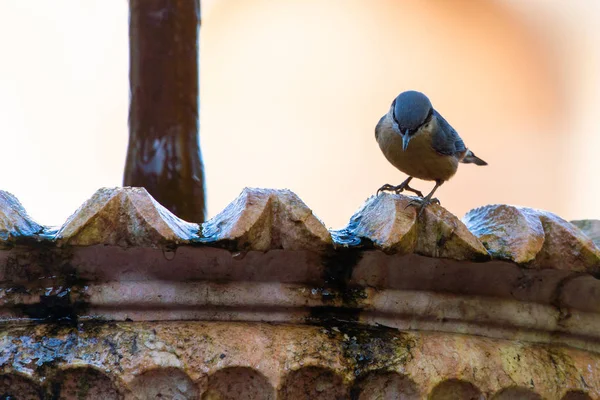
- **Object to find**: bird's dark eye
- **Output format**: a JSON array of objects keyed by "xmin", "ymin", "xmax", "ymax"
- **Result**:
[{"xmin": 423, "ymin": 108, "xmax": 433, "ymax": 124}]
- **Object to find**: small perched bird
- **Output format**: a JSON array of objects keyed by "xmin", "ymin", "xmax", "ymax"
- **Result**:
[{"xmin": 375, "ymin": 90, "xmax": 487, "ymax": 214}]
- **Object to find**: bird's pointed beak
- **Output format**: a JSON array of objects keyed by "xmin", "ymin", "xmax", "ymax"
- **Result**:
[{"xmin": 402, "ymin": 129, "xmax": 411, "ymax": 151}]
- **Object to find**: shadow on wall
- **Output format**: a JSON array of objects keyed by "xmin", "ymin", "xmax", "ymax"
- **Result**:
[{"xmin": 201, "ymin": 0, "xmax": 562, "ymax": 227}]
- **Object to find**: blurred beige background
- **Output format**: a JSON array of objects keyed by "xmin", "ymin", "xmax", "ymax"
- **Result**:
[{"xmin": 1, "ymin": 0, "xmax": 599, "ymax": 228}]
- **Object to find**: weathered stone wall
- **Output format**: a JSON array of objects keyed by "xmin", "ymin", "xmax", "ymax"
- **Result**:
[{"xmin": 1, "ymin": 188, "xmax": 599, "ymax": 399}]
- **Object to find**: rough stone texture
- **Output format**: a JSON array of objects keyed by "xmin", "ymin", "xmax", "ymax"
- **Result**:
[
  {"xmin": 534, "ymin": 212, "xmax": 600, "ymax": 273},
  {"xmin": 53, "ymin": 367, "xmax": 123, "ymax": 399},
  {"xmin": 0, "ymin": 373, "xmax": 44, "ymax": 399},
  {"xmin": 562, "ymin": 391, "xmax": 594, "ymax": 400},
  {"xmin": 339, "ymin": 193, "xmax": 489, "ymax": 260},
  {"xmin": 0, "ymin": 322, "xmax": 598, "ymax": 399},
  {"xmin": 0, "ymin": 190, "xmax": 45, "ymax": 244},
  {"xmin": 463, "ymin": 204, "xmax": 544, "ymax": 263},
  {"xmin": 428, "ymin": 379, "xmax": 484, "ymax": 400},
  {"xmin": 56, "ymin": 187, "xmax": 198, "ymax": 247},
  {"xmin": 491, "ymin": 387, "xmax": 542, "ymax": 399},
  {"xmin": 464, "ymin": 204, "xmax": 600, "ymax": 273},
  {"xmin": 278, "ymin": 367, "xmax": 348, "ymax": 399},
  {"xmin": 352, "ymin": 371, "xmax": 421, "ymax": 399},
  {"xmin": 201, "ymin": 187, "xmax": 332, "ymax": 251},
  {"xmin": 335, "ymin": 192, "xmax": 418, "ymax": 253},
  {"xmin": 204, "ymin": 367, "xmax": 274, "ymax": 400},
  {"xmin": 1, "ymin": 188, "xmax": 600, "ymax": 398},
  {"xmin": 129, "ymin": 367, "xmax": 198, "ymax": 399},
  {"xmin": 572, "ymin": 219, "xmax": 600, "ymax": 248}
]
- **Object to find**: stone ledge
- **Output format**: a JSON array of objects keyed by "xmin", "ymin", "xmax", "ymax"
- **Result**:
[
  {"xmin": 0, "ymin": 191, "xmax": 44, "ymax": 243},
  {"xmin": 336, "ymin": 193, "xmax": 489, "ymax": 260},
  {"xmin": 464, "ymin": 204, "xmax": 600, "ymax": 273},
  {"xmin": 2, "ymin": 188, "xmax": 599, "ymax": 269},
  {"xmin": 2, "ymin": 187, "xmax": 600, "ymax": 397},
  {"xmin": 0, "ymin": 322, "xmax": 596, "ymax": 399},
  {"xmin": 200, "ymin": 187, "xmax": 333, "ymax": 251},
  {"xmin": 55, "ymin": 187, "xmax": 199, "ymax": 247},
  {"xmin": 1, "ymin": 189, "xmax": 600, "ymax": 343},
  {"xmin": 2, "ymin": 251, "xmax": 600, "ymax": 354}
]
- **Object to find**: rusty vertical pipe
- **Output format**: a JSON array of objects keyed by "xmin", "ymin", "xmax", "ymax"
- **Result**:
[{"xmin": 125, "ymin": 0, "xmax": 205, "ymax": 222}]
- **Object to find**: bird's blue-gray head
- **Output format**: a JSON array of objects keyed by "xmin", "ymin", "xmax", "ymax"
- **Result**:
[{"xmin": 391, "ymin": 90, "xmax": 433, "ymax": 151}]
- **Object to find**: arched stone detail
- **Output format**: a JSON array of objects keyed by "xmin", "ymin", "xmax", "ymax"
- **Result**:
[
  {"xmin": 278, "ymin": 366, "xmax": 348, "ymax": 400},
  {"xmin": 428, "ymin": 379, "xmax": 484, "ymax": 400},
  {"xmin": 352, "ymin": 370, "xmax": 420, "ymax": 399},
  {"xmin": 491, "ymin": 386, "xmax": 541, "ymax": 400},
  {"xmin": 561, "ymin": 390, "xmax": 593, "ymax": 400},
  {"xmin": 0, "ymin": 373, "xmax": 43, "ymax": 400},
  {"xmin": 129, "ymin": 367, "xmax": 198, "ymax": 399},
  {"xmin": 202, "ymin": 366, "xmax": 274, "ymax": 400},
  {"xmin": 52, "ymin": 367, "xmax": 123, "ymax": 400}
]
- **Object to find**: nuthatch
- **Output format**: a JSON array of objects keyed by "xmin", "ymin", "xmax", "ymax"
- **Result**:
[{"xmin": 375, "ymin": 90, "xmax": 487, "ymax": 214}]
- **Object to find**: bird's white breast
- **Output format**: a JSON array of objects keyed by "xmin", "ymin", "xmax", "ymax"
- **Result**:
[{"xmin": 376, "ymin": 113, "xmax": 458, "ymax": 181}]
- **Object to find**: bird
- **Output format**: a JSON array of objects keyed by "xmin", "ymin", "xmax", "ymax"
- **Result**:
[{"xmin": 375, "ymin": 90, "xmax": 487, "ymax": 215}]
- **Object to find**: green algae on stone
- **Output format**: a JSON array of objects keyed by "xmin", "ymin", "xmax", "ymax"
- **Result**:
[{"xmin": 497, "ymin": 336, "xmax": 586, "ymax": 394}]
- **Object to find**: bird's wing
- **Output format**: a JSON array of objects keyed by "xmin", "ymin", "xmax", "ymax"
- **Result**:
[
  {"xmin": 431, "ymin": 109, "xmax": 467, "ymax": 157},
  {"xmin": 374, "ymin": 113, "xmax": 387, "ymax": 141}
]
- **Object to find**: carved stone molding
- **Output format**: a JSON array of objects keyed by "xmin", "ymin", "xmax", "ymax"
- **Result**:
[{"xmin": 1, "ymin": 187, "xmax": 600, "ymax": 398}]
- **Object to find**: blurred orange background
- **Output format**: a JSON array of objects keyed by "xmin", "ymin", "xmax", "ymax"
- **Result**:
[{"xmin": 1, "ymin": 0, "xmax": 599, "ymax": 228}]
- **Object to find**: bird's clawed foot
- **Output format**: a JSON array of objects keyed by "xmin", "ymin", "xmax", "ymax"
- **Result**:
[
  {"xmin": 377, "ymin": 183, "xmax": 400, "ymax": 196},
  {"xmin": 378, "ymin": 178, "xmax": 443, "ymax": 216},
  {"xmin": 405, "ymin": 197, "xmax": 441, "ymax": 216},
  {"xmin": 376, "ymin": 179, "xmax": 423, "ymax": 197}
]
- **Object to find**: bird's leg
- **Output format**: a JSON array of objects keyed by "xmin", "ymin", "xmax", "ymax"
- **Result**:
[
  {"xmin": 377, "ymin": 177, "xmax": 424, "ymax": 197},
  {"xmin": 406, "ymin": 179, "xmax": 443, "ymax": 216},
  {"xmin": 403, "ymin": 181, "xmax": 424, "ymax": 197}
]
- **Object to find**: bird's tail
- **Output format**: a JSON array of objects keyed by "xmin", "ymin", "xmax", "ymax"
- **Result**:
[{"xmin": 461, "ymin": 150, "xmax": 488, "ymax": 166}]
